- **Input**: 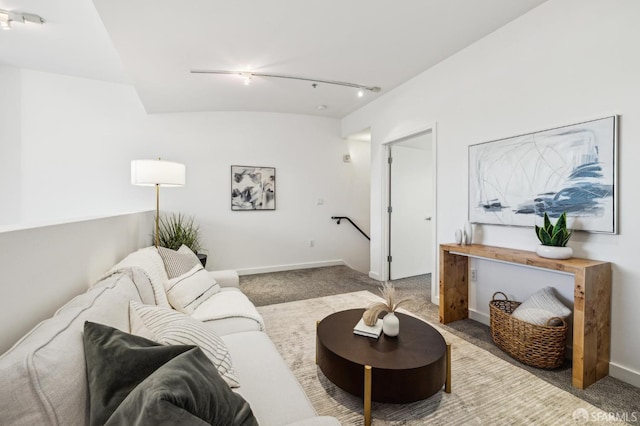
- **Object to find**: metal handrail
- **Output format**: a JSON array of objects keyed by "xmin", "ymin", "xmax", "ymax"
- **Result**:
[{"xmin": 331, "ymin": 216, "xmax": 370, "ymax": 240}]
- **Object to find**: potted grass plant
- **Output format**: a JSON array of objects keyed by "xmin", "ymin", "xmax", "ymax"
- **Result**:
[
  {"xmin": 362, "ymin": 282, "xmax": 411, "ymax": 337},
  {"xmin": 535, "ymin": 212, "xmax": 573, "ymax": 259},
  {"xmin": 156, "ymin": 213, "xmax": 207, "ymax": 266}
]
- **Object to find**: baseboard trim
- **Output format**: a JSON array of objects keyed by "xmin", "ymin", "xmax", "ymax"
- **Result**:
[
  {"xmin": 236, "ymin": 260, "xmax": 346, "ymax": 276},
  {"xmin": 368, "ymin": 271, "xmax": 381, "ymax": 280},
  {"xmin": 610, "ymin": 362, "xmax": 640, "ymax": 388},
  {"xmin": 469, "ymin": 308, "xmax": 490, "ymax": 326}
]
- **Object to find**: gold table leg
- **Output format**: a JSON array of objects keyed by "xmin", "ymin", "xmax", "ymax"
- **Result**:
[
  {"xmin": 364, "ymin": 365, "xmax": 372, "ymax": 426},
  {"xmin": 445, "ymin": 343, "xmax": 452, "ymax": 393}
]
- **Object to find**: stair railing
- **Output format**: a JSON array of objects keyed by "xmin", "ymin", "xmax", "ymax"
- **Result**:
[{"xmin": 331, "ymin": 216, "xmax": 370, "ymax": 240}]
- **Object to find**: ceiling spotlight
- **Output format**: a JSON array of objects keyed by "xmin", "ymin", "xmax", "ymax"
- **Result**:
[
  {"xmin": 241, "ymin": 72, "xmax": 253, "ymax": 86},
  {"xmin": 316, "ymin": 104, "xmax": 328, "ymax": 111},
  {"xmin": 191, "ymin": 69, "xmax": 382, "ymax": 95},
  {"xmin": 0, "ymin": 9, "xmax": 45, "ymax": 30}
]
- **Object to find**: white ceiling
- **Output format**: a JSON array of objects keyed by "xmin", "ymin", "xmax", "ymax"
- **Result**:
[{"xmin": 1, "ymin": 0, "xmax": 547, "ymax": 118}]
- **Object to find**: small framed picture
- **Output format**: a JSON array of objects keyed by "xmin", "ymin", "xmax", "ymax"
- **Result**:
[{"xmin": 231, "ymin": 165, "xmax": 276, "ymax": 211}]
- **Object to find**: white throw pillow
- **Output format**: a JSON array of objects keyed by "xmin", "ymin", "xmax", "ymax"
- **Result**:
[
  {"xmin": 129, "ymin": 300, "xmax": 240, "ymax": 388},
  {"xmin": 158, "ymin": 245, "xmax": 220, "ymax": 314},
  {"xmin": 511, "ymin": 287, "xmax": 571, "ymax": 326},
  {"xmin": 158, "ymin": 245, "xmax": 198, "ymax": 278}
]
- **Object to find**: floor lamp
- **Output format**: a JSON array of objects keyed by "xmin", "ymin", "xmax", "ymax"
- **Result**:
[{"xmin": 131, "ymin": 159, "xmax": 186, "ymax": 247}]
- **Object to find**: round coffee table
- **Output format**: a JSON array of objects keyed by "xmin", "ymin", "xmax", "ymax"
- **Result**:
[{"xmin": 316, "ymin": 309, "xmax": 449, "ymax": 425}]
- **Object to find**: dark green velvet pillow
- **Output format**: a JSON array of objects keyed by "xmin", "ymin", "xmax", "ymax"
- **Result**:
[{"xmin": 83, "ymin": 321, "xmax": 258, "ymax": 426}]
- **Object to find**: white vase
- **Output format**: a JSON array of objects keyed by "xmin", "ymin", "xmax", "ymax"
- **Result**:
[
  {"xmin": 383, "ymin": 312, "xmax": 399, "ymax": 337},
  {"xmin": 454, "ymin": 229, "xmax": 462, "ymax": 244},
  {"xmin": 464, "ymin": 222, "xmax": 473, "ymax": 244},
  {"xmin": 535, "ymin": 245, "xmax": 573, "ymax": 260}
]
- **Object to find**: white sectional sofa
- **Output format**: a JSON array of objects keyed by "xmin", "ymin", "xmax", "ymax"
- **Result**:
[{"xmin": 0, "ymin": 247, "xmax": 340, "ymax": 426}]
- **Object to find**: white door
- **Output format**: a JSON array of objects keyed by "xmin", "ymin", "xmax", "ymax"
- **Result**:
[{"xmin": 389, "ymin": 132, "xmax": 434, "ymax": 280}]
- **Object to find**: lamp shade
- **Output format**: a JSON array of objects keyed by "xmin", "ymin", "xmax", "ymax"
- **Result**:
[{"xmin": 131, "ymin": 159, "xmax": 186, "ymax": 187}]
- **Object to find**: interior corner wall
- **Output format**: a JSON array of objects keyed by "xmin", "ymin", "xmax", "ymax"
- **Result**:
[
  {"xmin": 13, "ymin": 69, "xmax": 370, "ymax": 274},
  {"xmin": 342, "ymin": 0, "xmax": 640, "ymax": 386},
  {"xmin": 341, "ymin": 138, "xmax": 371, "ymax": 273},
  {"xmin": 0, "ymin": 65, "xmax": 22, "ymax": 225}
]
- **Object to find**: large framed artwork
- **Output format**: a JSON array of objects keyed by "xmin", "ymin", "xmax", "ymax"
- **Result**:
[
  {"xmin": 231, "ymin": 165, "xmax": 276, "ymax": 211},
  {"xmin": 468, "ymin": 116, "xmax": 617, "ymax": 233}
]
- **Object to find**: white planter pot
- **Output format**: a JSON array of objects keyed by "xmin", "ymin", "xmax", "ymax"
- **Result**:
[
  {"xmin": 382, "ymin": 312, "xmax": 399, "ymax": 337},
  {"xmin": 535, "ymin": 245, "xmax": 573, "ymax": 260}
]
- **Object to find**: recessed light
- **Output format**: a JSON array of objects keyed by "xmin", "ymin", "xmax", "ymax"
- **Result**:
[{"xmin": 317, "ymin": 105, "xmax": 328, "ymax": 111}]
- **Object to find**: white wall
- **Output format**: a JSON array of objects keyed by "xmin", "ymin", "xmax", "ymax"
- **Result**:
[
  {"xmin": 146, "ymin": 111, "xmax": 371, "ymax": 274},
  {"xmin": 342, "ymin": 0, "xmax": 640, "ymax": 386},
  {"xmin": 0, "ymin": 211, "xmax": 153, "ymax": 353},
  {"xmin": 2, "ymin": 68, "xmax": 370, "ymax": 275},
  {"xmin": 342, "ymin": 137, "xmax": 371, "ymax": 273},
  {"xmin": 0, "ymin": 66, "xmax": 21, "ymax": 224}
]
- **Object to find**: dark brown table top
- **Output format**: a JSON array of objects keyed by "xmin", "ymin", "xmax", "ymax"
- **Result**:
[{"xmin": 317, "ymin": 308, "xmax": 446, "ymax": 370}]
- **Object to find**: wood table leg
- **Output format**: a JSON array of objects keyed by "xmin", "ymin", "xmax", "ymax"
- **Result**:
[
  {"xmin": 439, "ymin": 247, "xmax": 469, "ymax": 324},
  {"xmin": 572, "ymin": 264, "xmax": 611, "ymax": 389},
  {"xmin": 445, "ymin": 343, "xmax": 451, "ymax": 393},
  {"xmin": 364, "ymin": 365, "xmax": 372, "ymax": 426}
]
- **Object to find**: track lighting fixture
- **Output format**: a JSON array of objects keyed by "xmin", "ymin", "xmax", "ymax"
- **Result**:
[
  {"xmin": 190, "ymin": 69, "xmax": 381, "ymax": 97},
  {"xmin": 0, "ymin": 9, "xmax": 44, "ymax": 30}
]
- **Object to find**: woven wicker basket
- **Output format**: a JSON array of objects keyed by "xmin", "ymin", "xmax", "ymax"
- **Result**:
[{"xmin": 489, "ymin": 291, "xmax": 568, "ymax": 369}]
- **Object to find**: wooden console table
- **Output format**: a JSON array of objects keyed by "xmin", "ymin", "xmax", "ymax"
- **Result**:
[{"xmin": 439, "ymin": 243, "xmax": 611, "ymax": 389}]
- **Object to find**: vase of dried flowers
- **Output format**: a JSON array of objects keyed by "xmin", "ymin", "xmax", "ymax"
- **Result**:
[
  {"xmin": 382, "ymin": 312, "xmax": 399, "ymax": 337},
  {"xmin": 362, "ymin": 282, "xmax": 411, "ymax": 337}
]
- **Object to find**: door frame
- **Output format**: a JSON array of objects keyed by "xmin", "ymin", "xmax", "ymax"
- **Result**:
[{"xmin": 380, "ymin": 123, "xmax": 438, "ymax": 303}]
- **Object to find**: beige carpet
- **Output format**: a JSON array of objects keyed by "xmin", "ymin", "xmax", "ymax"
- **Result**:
[{"xmin": 257, "ymin": 291, "xmax": 623, "ymax": 425}]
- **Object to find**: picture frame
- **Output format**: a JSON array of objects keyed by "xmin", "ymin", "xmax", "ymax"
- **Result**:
[
  {"xmin": 231, "ymin": 165, "xmax": 276, "ymax": 211},
  {"xmin": 468, "ymin": 116, "xmax": 618, "ymax": 233}
]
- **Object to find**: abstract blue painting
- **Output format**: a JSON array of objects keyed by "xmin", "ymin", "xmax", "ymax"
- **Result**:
[{"xmin": 468, "ymin": 116, "xmax": 617, "ymax": 233}]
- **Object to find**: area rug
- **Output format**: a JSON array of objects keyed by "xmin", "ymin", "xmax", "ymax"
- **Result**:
[{"xmin": 256, "ymin": 291, "xmax": 623, "ymax": 425}]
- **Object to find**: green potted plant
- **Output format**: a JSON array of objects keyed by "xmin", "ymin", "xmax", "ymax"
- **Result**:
[
  {"xmin": 534, "ymin": 211, "xmax": 573, "ymax": 259},
  {"xmin": 156, "ymin": 213, "xmax": 207, "ymax": 266}
]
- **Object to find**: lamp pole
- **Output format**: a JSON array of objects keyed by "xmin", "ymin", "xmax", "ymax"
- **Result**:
[{"xmin": 155, "ymin": 183, "xmax": 160, "ymax": 247}]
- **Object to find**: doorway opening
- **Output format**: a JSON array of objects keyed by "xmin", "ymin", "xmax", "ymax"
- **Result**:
[{"xmin": 384, "ymin": 128, "xmax": 437, "ymax": 301}]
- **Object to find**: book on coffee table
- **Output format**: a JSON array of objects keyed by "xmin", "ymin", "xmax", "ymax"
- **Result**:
[{"xmin": 353, "ymin": 318, "xmax": 383, "ymax": 339}]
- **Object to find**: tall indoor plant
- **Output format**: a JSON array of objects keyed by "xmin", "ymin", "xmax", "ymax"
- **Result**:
[{"xmin": 535, "ymin": 212, "xmax": 573, "ymax": 259}]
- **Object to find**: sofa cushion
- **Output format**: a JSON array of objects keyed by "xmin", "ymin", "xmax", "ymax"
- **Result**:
[
  {"xmin": 511, "ymin": 286, "xmax": 571, "ymax": 326},
  {"xmin": 0, "ymin": 273, "xmax": 144, "ymax": 426},
  {"xmin": 158, "ymin": 246, "xmax": 220, "ymax": 314},
  {"xmin": 223, "ymin": 331, "xmax": 319, "ymax": 425},
  {"xmin": 83, "ymin": 322, "xmax": 257, "ymax": 426},
  {"xmin": 129, "ymin": 301, "xmax": 240, "ymax": 387}
]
